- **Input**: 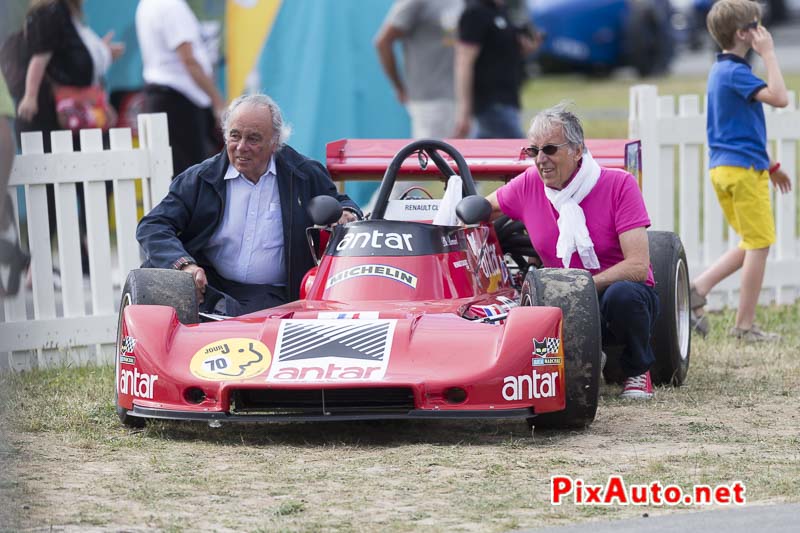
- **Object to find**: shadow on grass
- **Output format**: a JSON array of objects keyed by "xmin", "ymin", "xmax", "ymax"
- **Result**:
[{"xmin": 138, "ymin": 416, "xmax": 588, "ymax": 448}]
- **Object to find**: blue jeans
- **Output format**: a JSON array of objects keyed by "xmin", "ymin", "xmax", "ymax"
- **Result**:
[
  {"xmin": 474, "ymin": 103, "xmax": 524, "ymax": 139},
  {"xmin": 599, "ymin": 281, "xmax": 659, "ymax": 378}
]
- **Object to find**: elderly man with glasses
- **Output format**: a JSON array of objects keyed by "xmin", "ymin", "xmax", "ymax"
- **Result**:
[
  {"xmin": 485, "ymin": 103, "xmax": 659, "ymax": 400},
  {"xmin": 137, "ymin": 93, "xmax": 361, "ymax": 316}
]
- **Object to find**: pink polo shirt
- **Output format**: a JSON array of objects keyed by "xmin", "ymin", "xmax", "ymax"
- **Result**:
[{"xmin": 496, "ymin": 165, "xmax": 654, "ymax": 286}]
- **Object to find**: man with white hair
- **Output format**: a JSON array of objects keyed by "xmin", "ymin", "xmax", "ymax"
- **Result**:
[
  {"xmin": 137, "ymin": 94, "xmax": 361, "ymax": 315},
  {"xmin": 485, "ymin": 104, "xmax": 659, "ymax": 400}
]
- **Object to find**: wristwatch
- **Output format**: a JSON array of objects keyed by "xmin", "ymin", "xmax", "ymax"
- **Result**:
[
  {"xmin": 172, "ymin": 256, "xmax": 196, "ymax": 270},
  {"xmin": 342, "ymin": 207, "xmax": 362, "ymax": 220}
]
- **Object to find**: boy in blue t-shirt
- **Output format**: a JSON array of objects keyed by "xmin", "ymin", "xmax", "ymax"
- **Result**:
[{"xmin": 690, "ymin": 0, "xmax": 791, "ymax": 343}]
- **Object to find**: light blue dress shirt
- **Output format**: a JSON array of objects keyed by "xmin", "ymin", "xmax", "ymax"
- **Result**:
[{"xmin": 205, "ymin": 158, "xmax": 286, "ymax": 285}]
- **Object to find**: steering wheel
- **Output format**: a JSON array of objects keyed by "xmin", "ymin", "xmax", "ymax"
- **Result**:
[
  {"xmin": 370, "ymin": 139, "xmax": 479, "ymax": 220},
  {"xmin": 398, "ymin": 185, "xmax": 434, "ymax": 200},
  {"xmin": 494, "ymin": 214, "xmax": 541, "ymax": 279}
]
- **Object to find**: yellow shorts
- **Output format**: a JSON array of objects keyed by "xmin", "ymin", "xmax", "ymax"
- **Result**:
[{"xmin": 710, "ymin": 166, "xmax": 775, "ymax": 250}]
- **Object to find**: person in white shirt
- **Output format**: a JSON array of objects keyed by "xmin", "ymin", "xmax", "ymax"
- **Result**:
[
  {"xmin": 136, "ymin": 0, "xmax": 225, "ymax": 177},
  {"xmin": 374, "ymin": 0, "xmax": 464, "ymax": 139}
]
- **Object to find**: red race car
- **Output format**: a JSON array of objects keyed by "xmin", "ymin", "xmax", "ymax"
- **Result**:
[{"xmin": 116, "ymin": 139, "xmax": 690, "ymax": 430}]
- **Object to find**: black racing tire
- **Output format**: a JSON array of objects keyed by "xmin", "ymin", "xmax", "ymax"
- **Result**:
[
  {"xmin": 121, "ymin": 268, "xmax": 199, "ymax": 325},
  {"xmin": 115, "ymin": 268, "xmax": 199, "ymax": 427},
  {"xmin": 522, "ymin": 268, "xmax": 602, "ymax": 429},
  {"xmin": 648, "ymin": 231, "xmax": 690, "ymax": 386}
]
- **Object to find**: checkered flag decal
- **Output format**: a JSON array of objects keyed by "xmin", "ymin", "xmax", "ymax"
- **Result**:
[
  {"xmin": 546, "ymin": 337, "xmax": 560, "ymax": 354},
  {"xmin": 120, "ymin": 336, "xmax": 136, "ymax": 354}
]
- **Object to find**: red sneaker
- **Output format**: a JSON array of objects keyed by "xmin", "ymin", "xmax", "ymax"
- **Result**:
[{"xmin": 620, "ymin": 371, "xmax": 654, "ymax": 400}]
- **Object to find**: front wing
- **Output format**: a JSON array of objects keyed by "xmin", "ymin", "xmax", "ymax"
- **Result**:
[{"xmin": 117, "ymin": 305, "xmax": 566, "ymax": 423}]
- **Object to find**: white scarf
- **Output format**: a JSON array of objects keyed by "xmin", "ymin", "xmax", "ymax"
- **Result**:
[{"xmin": 544, "ymin": 150, "xmax": 601, "ymax": 269}]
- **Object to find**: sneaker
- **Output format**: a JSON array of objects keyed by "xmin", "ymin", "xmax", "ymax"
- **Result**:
[
  {"xmin": 620, "ymin": 371, "xmax": 654, "ymax": 400},
  {"xmin": 689, "ymin": 286, "xmax": 707, "ymax": 310},
  {"xmin": 728, "ymin": 324, "xmax": 781, "ymax": 343},
  {"xmin": 691, "ymin": 313, "xmax": 709, "ymax": 337}
]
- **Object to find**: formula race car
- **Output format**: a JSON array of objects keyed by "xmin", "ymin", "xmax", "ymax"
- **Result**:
[{"xmin": 116, "ymin": 139, "xmax": 690, "ymax": 431}]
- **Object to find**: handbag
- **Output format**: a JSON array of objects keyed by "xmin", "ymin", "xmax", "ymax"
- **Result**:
[{"xmin": 53, "ymin": 84, "xmax": 116, "ymax": 131}]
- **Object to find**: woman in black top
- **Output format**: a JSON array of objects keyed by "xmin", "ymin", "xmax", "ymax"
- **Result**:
[{"xmin": 14, "ymin": 0, "xmax": 123, "ymax": 149}]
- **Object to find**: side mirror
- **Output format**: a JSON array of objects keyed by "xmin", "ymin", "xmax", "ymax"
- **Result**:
[
  {"xmin": 307, "ymin": 195, "xmax": 343, "ymax": 226},
  {"xmin": 456, "ymin": 195, "xmax": 492, "ymax": 225}
]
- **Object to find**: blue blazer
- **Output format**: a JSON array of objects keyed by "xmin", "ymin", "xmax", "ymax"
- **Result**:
[{"xmin": 136, "ymin": 146, "xmax": 361, "ymax": 300}]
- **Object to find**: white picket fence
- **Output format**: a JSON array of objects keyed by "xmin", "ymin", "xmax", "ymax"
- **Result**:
[
  {"xmin": 0, "ymin": 113, "xmax": 172, "ymax": 371},
  {"xmin": 629, "ymin": 84, "xmax": 800, "ymax": 309},
  {"xmin": 2, "ymin": 90, "xmax": 799, "ymax": 370}
]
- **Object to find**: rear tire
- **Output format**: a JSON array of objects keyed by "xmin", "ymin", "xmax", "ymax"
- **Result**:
[
  {"xmin": 648, "ymin": 232, "xmax": 690, "ymax": 386},
  {"xmin": 521, "ymin": 268, "xmax": 601, "ymax": 429},
  {"xmin": 115, "ymin": 269, "xmax": 199, "ymax": 427}
]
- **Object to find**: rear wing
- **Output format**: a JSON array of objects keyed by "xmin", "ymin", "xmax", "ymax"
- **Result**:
[{"xmin": 326, "ymin": 139, "xmax": 642, "ymax": 184}]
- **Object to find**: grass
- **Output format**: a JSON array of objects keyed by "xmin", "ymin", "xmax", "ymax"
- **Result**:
[{"xmin": 0, "ymin": 302, "xmax": 798, "ymax": 531}]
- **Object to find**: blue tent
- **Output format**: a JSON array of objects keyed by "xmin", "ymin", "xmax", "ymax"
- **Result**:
[{"xmin": 84, "ymin": 0, "xmax": 409, "ymax": 206}]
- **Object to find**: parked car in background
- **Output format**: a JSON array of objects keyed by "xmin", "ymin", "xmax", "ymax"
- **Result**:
[{"xmin": 527, "ymin": 0, "xmax": 677, "ymax": 77}]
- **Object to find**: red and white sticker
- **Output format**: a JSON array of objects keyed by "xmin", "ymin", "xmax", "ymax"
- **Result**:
[
  {"xmin": 267, "ymin": 319, "xmax": 396, "ymax": 382},
  {"xmin": 317, "ymin": 311, "xmax": 380, "ymax": 320}
]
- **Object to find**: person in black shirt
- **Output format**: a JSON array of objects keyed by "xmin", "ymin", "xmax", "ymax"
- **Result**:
[
  {"xmin": 2, "ymin": 0, "xmax": 123, "ymax": 274},
  {"xmin": 453, "ymin": 0, "xmax": 539, "ymax": 139},
  {"xmin": 12, "ymin": 0, "xmax": 123, "ymax": 151}
]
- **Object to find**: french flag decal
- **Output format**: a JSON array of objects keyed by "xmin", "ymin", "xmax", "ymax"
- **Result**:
[{"xmin": 317, "ymin": 311, "xmax": 380, "ymax": 320}]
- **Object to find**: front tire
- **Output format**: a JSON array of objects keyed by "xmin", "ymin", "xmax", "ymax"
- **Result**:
[
  {"xmin": 115, "ymin": 269, "xmax": 199, "ymax": 427},
  {"xmin": 522, "ymin": 268, "xmax": 602, "ymax": 429}
]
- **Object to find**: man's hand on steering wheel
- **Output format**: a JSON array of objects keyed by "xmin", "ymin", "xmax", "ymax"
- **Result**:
[{"xmin": 335, "ymin": 209, "xmax": 359, "ymax": 226}]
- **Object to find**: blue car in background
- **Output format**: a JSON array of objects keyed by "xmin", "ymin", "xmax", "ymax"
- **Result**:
[{"xmin": 528, "ymin": 0, "xmax": 677, "ymax": 77}]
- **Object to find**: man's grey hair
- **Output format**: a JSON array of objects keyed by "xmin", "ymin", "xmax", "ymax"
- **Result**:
[
  {"xmin": 527, "ymin": 102, "xmax": 585, "ymax": 154},
  {"xmin": 221, "ymin": 93, "xmax": 292, "ymax": 149}
]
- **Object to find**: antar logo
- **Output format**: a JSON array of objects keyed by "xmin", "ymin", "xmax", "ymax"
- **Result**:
[
  {"xmin": 336, "ymin": 230, "xmax": 413, "ymax": 251},
  {"xmin": 119, "ymin": 368, "xmax": 158, "ymax": 400},
  {"xmin": 502, "ymin": 370, "xmax": 558, "ymax": 401}
]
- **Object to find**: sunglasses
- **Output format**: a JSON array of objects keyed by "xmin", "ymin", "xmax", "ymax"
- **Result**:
[
  {"xmin": 741, "ymin": 20, "xmax": 759, "ymax": 30},
  {"xmin": 524, "ymin": 141, "xmax": 570, "ymax": 158}
]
